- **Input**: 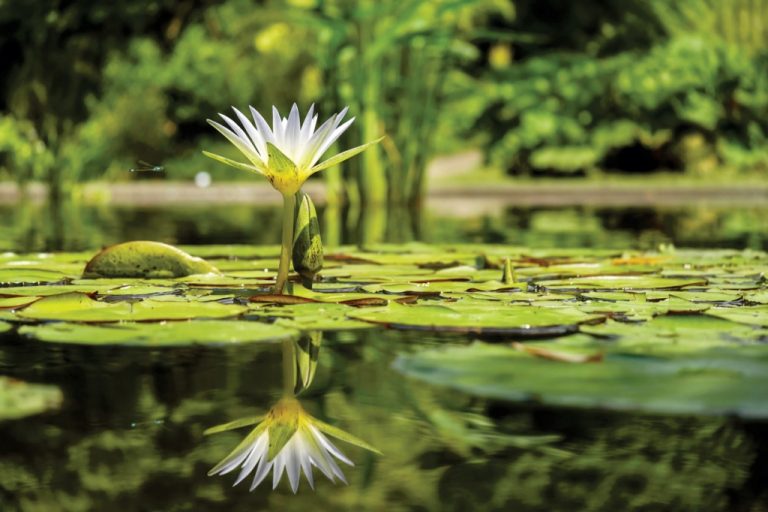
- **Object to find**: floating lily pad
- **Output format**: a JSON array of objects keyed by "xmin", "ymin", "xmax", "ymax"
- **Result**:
[
  {"xmin": 394, "ymin": 342, "xmax": 768, "ymax": 418},
  {"xmin": 16, "ymin": 292, "xmax": 246, "ymax": 323},
  {"xmin": 0, "ymin": 268, "xmax": 70, "ymax": 285},
  {"xmin": 250, "ymin": 303, "xmax": 374, "ymax": 331},
  {"xmin": 0, "ymin": 376, "xmax": 63, "ymax": 421},
  {"xmin": 706, "ymin": 305, "xmax": 768, "ymax": 327},
  {"xmin": 536, "ymin": 275, "xmax": 707, "ymax": 292},
  {"xmin": 20, "ymin": 320, "xmax": 298, "ymax": 346},
  {"xmin": 0, "ymin": 321, "xmax": 11, "ymax": 333},
  {"xmin": 349, "ymin": 302, "xmax": 603, "ymax": 335},
  {"xmin": 83, "ymin": 241, "xmax": 220, "ymax": 278},
  {"xmin": 0, "ymin": 296, "xmax": 40, "ymax": 309}
]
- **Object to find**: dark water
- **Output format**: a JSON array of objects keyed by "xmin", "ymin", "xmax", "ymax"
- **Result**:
[
  {"xmin": 1, "ymin": 200, "xmax": 767, "ymax": 511},
  {"xmin": 2, "ymin": 328, "xmax": 767, "ymax": 512}
]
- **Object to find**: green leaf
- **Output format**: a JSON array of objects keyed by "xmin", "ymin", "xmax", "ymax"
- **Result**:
[
  {"xmin": 202, "ymin": 151, "xmax": 265, "ymax": 175},
  {"xmin": 309, "ymin": 136, "xmax": 385, "ymax": 174}
]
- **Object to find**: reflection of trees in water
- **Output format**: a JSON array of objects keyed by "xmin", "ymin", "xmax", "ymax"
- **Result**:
[
  {"xmin": 0, "ymin": 329, "xmax": 765, "ymax": 510},
  {"xmin": 437, "ymin": 410, "xmax": 755, "ymax": 512}
]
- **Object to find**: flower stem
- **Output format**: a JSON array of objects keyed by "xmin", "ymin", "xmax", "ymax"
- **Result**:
[
  {"xmin": 281, "ymin": 338, "xmax": 296, "ymax": 397},
  {"xmin": 274, "ymin": 192, "xmax": 297, "ymax": 294}
]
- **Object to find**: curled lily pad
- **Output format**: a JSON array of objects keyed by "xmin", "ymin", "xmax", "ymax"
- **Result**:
[
  {"xmin": 0, "ymin": 376, "xmax": 63, "ymax": 420},
  {"xmin": 16, "ymin": 292, "xmax": 246, "ymax": 323},
  {"xmin": 349, "ymin": 302, "xmax": 604, "ymax": 335},
  {"xmin": 83, "ymin": 241, "xmax": 220, "ymax": 278},
  {"xmin": 394, "ymin": 342, "xmax": 768, "ymax": 418},
  {"xmin": 20, "ymin": 320, "xmax": 298, "ymax": 346}
]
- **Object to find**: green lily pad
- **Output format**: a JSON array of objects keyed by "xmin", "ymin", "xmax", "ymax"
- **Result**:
[
  {"xmin": 706, "ymin": 305, "xmax": 768, "ymax": 327},
  {"xmin": 394, "ymin": 342, "xmax": 768, "ymax": 418},
  {"xmin": 580, "ymin": 316, "xmax": 766, "ymax": 352},
  {"xmin": 537, "ymin": 275, "xmax": 707, "ymax": 292},
  {"xmin": 83, "ymin": 241, "xmax": 220, "ymax": 278},
  {"xmin": 250, "ymin": 302, "xmax": 374, "ymax": 331},
  {"xmin": 0, "ymin": 321, "xmax": 11, "ymax": 333},
  {"xmin": 0, "ymin": 376, "xmax": 63, "ymax": 421},
  {"xmin": 16, "ymin": 292, "xmax": 246, "ymax": 323},
  {"xmin": 20, "ymin": 320, "xmax": 298, "ymax": 346},
  {"xmin": 0, "ymin": 296, "xmax": 40, "ymax": 309},
  {"xmin": 349, "ymin": 302, "xmax": 603, "ymax": 335},
  {"xmin": 0, "ymin": 268, "xmax": 70, "ymax": 285}
]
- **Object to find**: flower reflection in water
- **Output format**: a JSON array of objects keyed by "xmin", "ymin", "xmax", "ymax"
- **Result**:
[{"xmin": 205, "ymin": 332, "xmax": 380, "ymax": 493}]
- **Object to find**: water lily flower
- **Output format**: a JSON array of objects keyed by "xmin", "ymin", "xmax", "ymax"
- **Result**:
[
  {"xmin": 206, "ymin": 397, "xmax": 380, "ymax": 493},
  {"xmin": 204, "ymin": 103, "xmax": 380, "ymax": 196},
  {"xmin": 204, "ymin": 104, "xmax": 382, "ymax": 294}
]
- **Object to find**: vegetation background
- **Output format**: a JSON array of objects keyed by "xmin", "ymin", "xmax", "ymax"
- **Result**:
[{"xmin": 1, "ymin": 0, "xmax": 766, "ymax": 205}]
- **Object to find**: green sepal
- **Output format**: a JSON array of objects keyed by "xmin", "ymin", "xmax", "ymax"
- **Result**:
[
  {"xmin": 267, "ymin": 421, "xmax": 299, "ymax": 461},
  {"xmin": 203, "ymin": 151, "xmax": 264, "ymax": 175},
  {"xmin": 313, "ymin": 418, "xmax": 382, "ymax": 455},
  {"xmin": 309, "ymin": 136, "xmax": 385, "ymax": 175},
  {"xmin": 207, "ymin": 423, "xmax": 268, "ymax": 476},
  {"xmin": 267, "ymin": 142, "xmax": 298, "ymax": 175},
  {"xmin": 203, "ymin": 415, "xmax": 265, "ymax": 436}
]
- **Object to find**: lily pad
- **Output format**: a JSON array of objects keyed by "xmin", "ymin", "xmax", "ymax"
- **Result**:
[
  {"xmin": 706, "ymin": 305, "xmax": 768, "ymax": 327},
  {"xmin": 20, "ymin": 320, "xmax": 298, "ymax": 346},
  {"xmin": 349, "ymin": 302, "xmax": 603, "ymax": 335},
  {"xmin": 16, "ymin": 292, "xmax": 246, "ymax": 323},
  {"xmin": 394, "ymin": 342, "xmax": 768, "ymax": 418},
  {"xmin": 0, "ymin": 321, "xmax": 11, "ymax": 333},
  {"xmin": 536, "ymin": 275, "xmax": 707, "ymax": 292},
  {"xmin": 83, "ymin": 241, "xmax": 220, "ymax": 278},
  {"xmin": 0, "ymin": 376, "xmax": 63, "ymax": 421}
]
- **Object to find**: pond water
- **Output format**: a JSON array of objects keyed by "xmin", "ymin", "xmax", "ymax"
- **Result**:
[{"xmin": 1, "ymin": 200, "xmax": 767, "ymax": 511}]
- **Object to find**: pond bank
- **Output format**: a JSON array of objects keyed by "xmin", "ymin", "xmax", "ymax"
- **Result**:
[{"xmin": 2, "ymin": 181, "xmax": 767, "ymax": 212}]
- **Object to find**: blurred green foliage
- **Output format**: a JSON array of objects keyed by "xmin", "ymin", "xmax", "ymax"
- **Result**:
[
  {"xmin": 469, "ymin": 0, "xmax": 768, "ymax": 175},
  {"xmin": 1, "ymin": 0, "xmax": 767, "ymax": 195}
]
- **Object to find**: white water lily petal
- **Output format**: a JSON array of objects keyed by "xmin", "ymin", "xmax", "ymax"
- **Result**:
[
  {"xmin": 206, "ymin": 104, "xmax": 378, "ymax": 195},
  {"xmin": 250, "ymin": 455, "xmax": 273, "ymax": 491},
  {"xmin": 232, "ymin": 107, "xmax": 267, "ymax": 161},
  {"xmin": 309, "ymin": 424, "xmax": 354, "ymax": 466},
  {"xmin": 234, "ymin": 433, "xmax": 268, "ymax": 486},
  {"xmin": 299, "ymin": 104, "xmax": 316, "ymax": 145},
  {"xmin": 206, "ymin": 120, "xmax": 262, "ymax": 168},
  {"xmin": 285, "ymin": 103, "xmax": 301, "ymax": 161},
  {"xmin": 249, "ymin": 106, "xmax": 275, "ymax": 145},
  {"xmin": 218, "ymin": 114, "xmax": 258, "ymax": 154},
  {"xmin": 309, "ymin": 117, "xmax": 355, "ymax": 169}
]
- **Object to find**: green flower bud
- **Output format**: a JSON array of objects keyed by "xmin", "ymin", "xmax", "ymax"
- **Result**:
[{"xmin": 292, "ymin": 190, "xmax": 323, "ymax": 288}]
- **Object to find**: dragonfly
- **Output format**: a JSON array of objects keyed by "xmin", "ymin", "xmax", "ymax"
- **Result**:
[{"xmin": 129, "ymin": 160, "xmax": 165, "ymax": 173}]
